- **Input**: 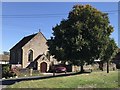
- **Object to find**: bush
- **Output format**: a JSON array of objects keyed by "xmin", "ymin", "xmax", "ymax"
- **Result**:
[
  {"xmin": 116, "ymin": 64, "xmax": 120, "ymax": 69},
  {"xmin": 11, "ymin": 66, "xmax": 20, "ymax": 76},
  {"xmin": 2, "ymin": 64, "xmax": 16, "ymax": 78},
  {"xmin": 8, "ymin": 71, "xmax": 16, "ymax": 77}
]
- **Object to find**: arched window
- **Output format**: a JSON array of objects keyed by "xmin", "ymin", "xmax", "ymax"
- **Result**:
[{"xmin": 28, "ymin": 50, "xmax": 33, "ymax": 62}]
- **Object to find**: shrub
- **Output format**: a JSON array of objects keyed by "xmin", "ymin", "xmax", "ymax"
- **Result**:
[
  {"xmin": 116, "ymin": 64, "xmax": 120, "ymax": 69},
  {"xmin": 2, "ymin": 64, "xmax": 16, "ymax": 78},
  {"xmin": 11, "ymin": 66, "xmax": 20, "ymax": 76}
]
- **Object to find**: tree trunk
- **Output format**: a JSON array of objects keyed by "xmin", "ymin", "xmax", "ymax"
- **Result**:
[
  {"xmin": 80, "ymin": 61, "xmax": 84, "ymax": 73},
  {"xmin": 81, "ymin": 65, "xmax": 84, "ymax": 73},
  {"xmin": 101, "ymin": 62, "xmax": 103, "ymax": 71},
  {"xmin": 99, "ymin": 61, "xmax": 103, "ymax": 71},
  {"xmin": 107, "ymin": 61, "xmax": 109, "ymax": 73}
]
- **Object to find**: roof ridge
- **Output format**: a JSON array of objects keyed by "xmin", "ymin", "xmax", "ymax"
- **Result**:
[
  {"xmin": 10, "ymin": 33, "xmax": 37, "ymax": 50},
  {"xmin": 24, "ymin": 33, "xmax": 38, "ymax": 38},
  {"xmin": 38, "ymin": 32, "xmax": 47, "ymax": 40},
  {"xmin": 10, "ymin": 32, "xmax": 47, "ymax": 51}
]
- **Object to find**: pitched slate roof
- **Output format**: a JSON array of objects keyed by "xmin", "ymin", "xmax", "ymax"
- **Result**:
[{"xmin": 10, "ymin": 33, "xmax": 37, "ymax": 50}]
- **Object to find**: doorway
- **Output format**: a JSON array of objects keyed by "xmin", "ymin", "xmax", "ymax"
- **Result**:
[{"xmin": 40, "ymin": 62, "xmax": 47, "ymax": 72}]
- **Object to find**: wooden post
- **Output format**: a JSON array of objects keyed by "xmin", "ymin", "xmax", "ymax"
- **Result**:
[
  {"xmin": 30, "ymin": 68, "xmax": 33, "ymax": 76},
  {"xmin": 53, "ymin": 66, "xmax": 55, "ymax": 76}
]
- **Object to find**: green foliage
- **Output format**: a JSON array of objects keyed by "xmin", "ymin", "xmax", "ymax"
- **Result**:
[
  {"xmin": 2, "ymin": 64, "xmax": 10, "ymax": 73},
  {"xmin": 2, "ymin": 64, "xmax": 16, "ymax": 78},
  {"xmin": 47, "ymin": 4, "xmax": 117, "ymax": 72},
  {"xmin": 100, "ymin": 38, "xmax": 118, "ymax": 62}
]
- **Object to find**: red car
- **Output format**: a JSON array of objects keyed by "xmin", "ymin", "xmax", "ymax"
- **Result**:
[{"xmin": 54, "ymin": 66, "xmax": 67, "ymax": 73}]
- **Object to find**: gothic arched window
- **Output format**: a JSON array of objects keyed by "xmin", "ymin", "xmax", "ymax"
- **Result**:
[{"xmin": 28, "ymin": 50, "xmax": 33, "ymax": 62}]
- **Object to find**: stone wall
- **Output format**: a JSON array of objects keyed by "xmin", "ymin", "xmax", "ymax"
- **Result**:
[
  {"xmin": 22, "ymin": 32, "xmax": 48, "ymax": 68},
  {"xmin": 71, "ymin": 63, "xmax": 117, "ymax": 72},
  {"xmin": 10, "ymin": 32, "xmax": 59, "ymax": 72}
]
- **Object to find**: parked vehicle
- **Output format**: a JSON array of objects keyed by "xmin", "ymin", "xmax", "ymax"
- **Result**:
[
  {"xmin": 49, "ymin": 65, "xmax": 67, "ymax": 73},
  {"xmin": 55, "ymin": 66, "xmax": 67, "ymax": 73}
]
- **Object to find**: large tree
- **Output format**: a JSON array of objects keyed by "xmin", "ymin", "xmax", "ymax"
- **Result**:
[{"xmin": 47, "ymin": 4, "xmax": 116, "ymax": 72}]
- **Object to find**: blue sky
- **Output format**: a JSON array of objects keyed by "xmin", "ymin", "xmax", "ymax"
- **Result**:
[{"xmin": 2, "ymin": 2, "xmax": 119, "ymax": 53}]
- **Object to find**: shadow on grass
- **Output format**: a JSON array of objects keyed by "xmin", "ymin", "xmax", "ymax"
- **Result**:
[{"xmin": 1, "ymin": 71, "xmax": 91, "ymax": 85}]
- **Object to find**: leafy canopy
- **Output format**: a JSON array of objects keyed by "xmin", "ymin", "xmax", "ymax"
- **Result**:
[
  {"xmin": 100, "ymin": 38, "xmax": 118, "ymax": 62},
  {"xmin": 47, "ymin": 4, "xmax": 116, "ymax": 66}
]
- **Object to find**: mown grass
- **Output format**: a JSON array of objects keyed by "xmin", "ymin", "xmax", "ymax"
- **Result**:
[{"xmin": 7, "ymin": 71, "xmax": 119, "ymax": 88}]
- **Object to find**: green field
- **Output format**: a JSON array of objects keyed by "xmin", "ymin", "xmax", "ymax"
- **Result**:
[{"xmin": 7, "ymin": 71, "xmax": 120, "ymax": 88}]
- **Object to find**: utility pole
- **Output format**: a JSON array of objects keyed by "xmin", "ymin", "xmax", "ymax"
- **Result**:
[{"xmin": 39, "ymin": 29, "xmax": 41, "ymax": 32}]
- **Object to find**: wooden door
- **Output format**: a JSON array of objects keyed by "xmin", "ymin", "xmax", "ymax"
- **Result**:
[{"xmin": 40, "ymin": 62, "xmax": 47, "ymax": 72}]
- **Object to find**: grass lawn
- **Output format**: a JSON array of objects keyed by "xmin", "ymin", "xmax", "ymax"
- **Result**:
[{"xmin": 7, "ymin": 71, "xmax": 119, "ymax": 88}]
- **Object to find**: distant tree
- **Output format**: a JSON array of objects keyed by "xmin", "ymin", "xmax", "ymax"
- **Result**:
[
  {"xmin": 100, "ymin": 38, "xmax": 118, "ymax": 73},
  {"xmin": 3, "ymin": 51, "xmax": 10, "ymax": 55},
  {"xmin": 47, "ymin": 4, "xmax": 116, "ymax": 72}
]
